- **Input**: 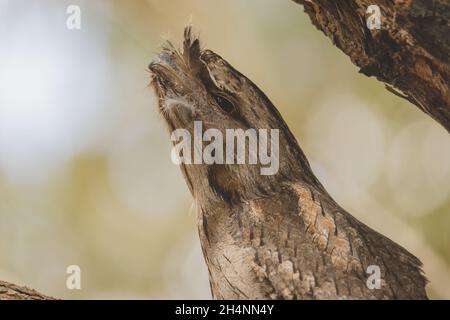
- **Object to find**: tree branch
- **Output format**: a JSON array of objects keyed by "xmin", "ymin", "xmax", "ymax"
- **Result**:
[
  {"xmin": 0, "ymin": 280, "xmax": 54, "ymax": 300},
  {"xmin": 293, "ymin": 0, "xmax": 450, "ymax": 133}
]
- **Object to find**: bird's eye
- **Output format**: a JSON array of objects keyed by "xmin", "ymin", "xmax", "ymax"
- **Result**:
[{"xmin": 213, "ymin": 94, "xmax": 235, "ymax": 113}]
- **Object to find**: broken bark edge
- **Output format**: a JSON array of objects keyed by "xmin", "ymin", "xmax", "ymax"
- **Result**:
[
  {"xmin": 293, "ymin": 0, "xmax": 450, "ymax": 134},
  {"xmin": 0, "ymin": 280, "xmax": 56, "ymax": 300}
]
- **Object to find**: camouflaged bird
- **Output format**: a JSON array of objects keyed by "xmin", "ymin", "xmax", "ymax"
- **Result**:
[{"xmin": 149, "ymin": 27, "xmax": 428, "ymax": 300}]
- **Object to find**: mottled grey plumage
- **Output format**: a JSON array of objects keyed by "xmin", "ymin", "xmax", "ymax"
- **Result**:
[{"xmin": 149, "ymin": 27, "xmax": 428, "ymax": 299}]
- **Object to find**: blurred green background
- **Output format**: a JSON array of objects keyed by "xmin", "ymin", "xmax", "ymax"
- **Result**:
[{"xmin": 0, "ymin": 0, "xmax": 449, "ymax": 299}]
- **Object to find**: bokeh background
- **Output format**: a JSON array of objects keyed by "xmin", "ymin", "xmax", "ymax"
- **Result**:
[{"xmin": 0, "ymin": 0, "xmax": 449, "ymax": 299}]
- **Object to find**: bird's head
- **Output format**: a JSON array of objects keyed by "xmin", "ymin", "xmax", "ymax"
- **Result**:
[{"xmin": 149, "ymin": 27, "xmax": 317, "ymax": 206}]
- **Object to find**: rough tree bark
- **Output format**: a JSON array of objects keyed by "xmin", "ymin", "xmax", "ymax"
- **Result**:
[
  {"xmin": 0, "ymin": 280, "xmax": 53, "ymax": 300},
  {"xmin": 293, "ymin": 0, "xmax": 450, "ymax": 133}
]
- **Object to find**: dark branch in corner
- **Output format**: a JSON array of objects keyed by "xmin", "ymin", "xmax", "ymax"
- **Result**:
[
  {"xmin": 0, "ymin": 280, "xmax": 54, "ymax": 300},
  {"xmin": 293, "ymin": 0, "xmax": 450, "ymax": 133}
]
